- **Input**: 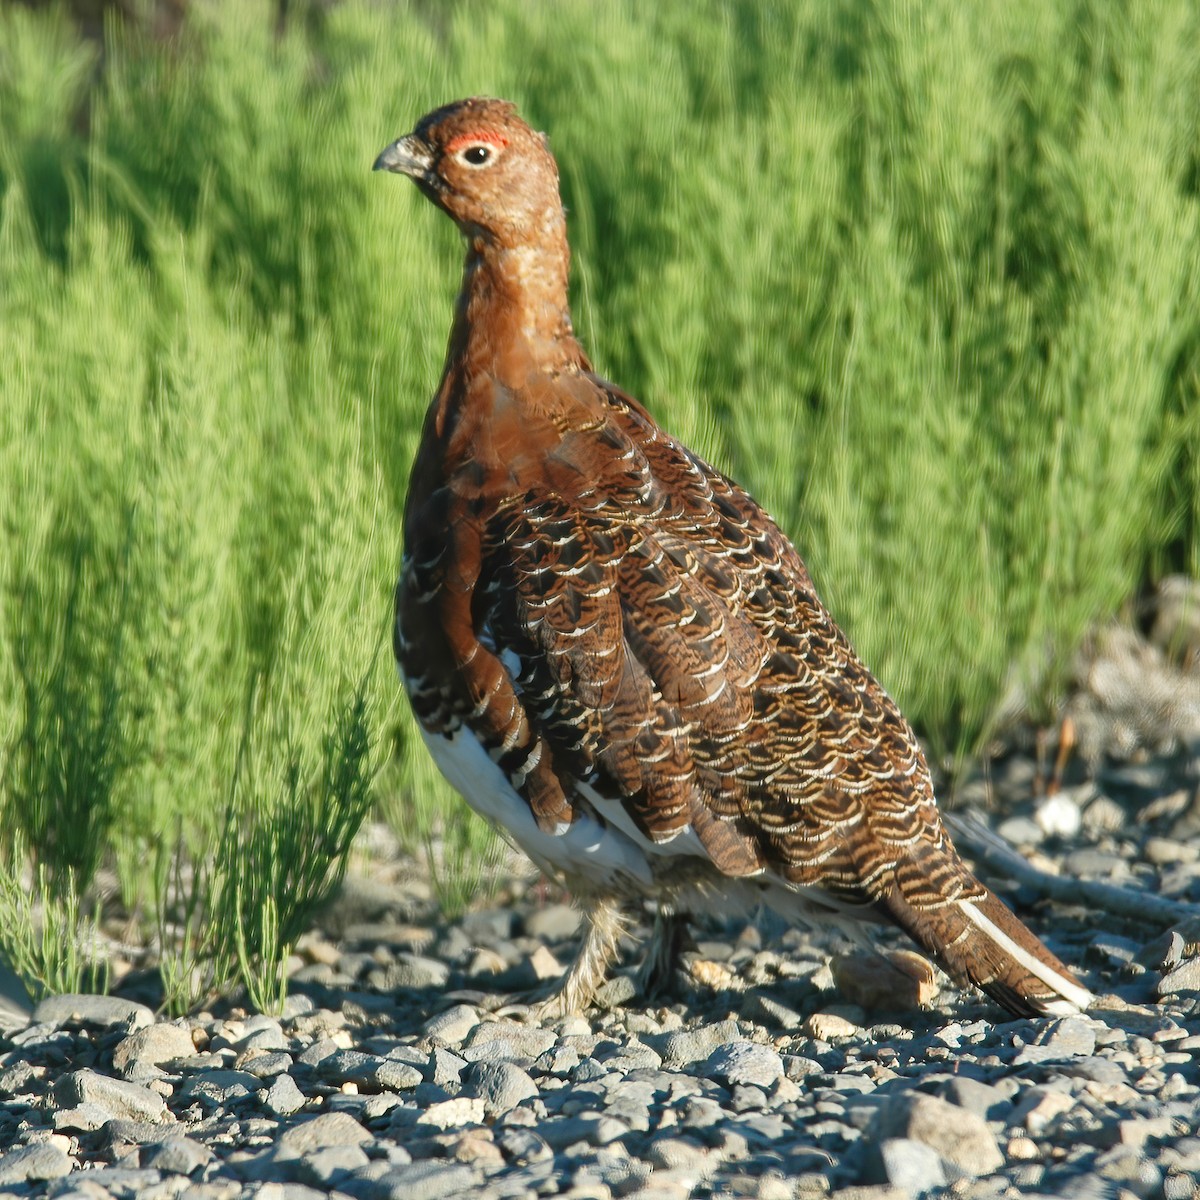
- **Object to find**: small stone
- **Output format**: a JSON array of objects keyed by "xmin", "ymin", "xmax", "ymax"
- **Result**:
[
  {"xmin": 263, "ymin": 1073, "xmax": 306, "ymax": 1116},
  {"xmin": 861, "ymin": 1138, "xmax": 947, "ymax": 1191},
  {"xmin": 54, "ymin": 1069, "xmax": 169, "ymax": 1123},
  {"xmin": 1007, "ymin": 1135, "xmax": 1039, "ymax": 1160},
  {"xmin": 367, "ymin": 1161, "xmax": 480, "ymax": 1200},
  {"xmin": 467, "ymin": 948, "xmax": 507, "ymax": 975},
  {"xmin": 1146, "ymin": 838, "xmax": 1199, "ymax": 866},
  {"xmin": 524, "ymin": 904, "xmax": 581, "ymax": 941},
  {"xmin": 595, "ymin": 974, "xmax": 638, "ymax": 1008},
  {"xmin": 645, "ymin": 1137, "xmax": 710, "ymax": 1171},
  {"xmin": 462, "ymin": 1021, "xmax": 555, "ymax": 1062},
  {"xmin": 1011, "ymin": 1016, "xmax": 1097, "ymax": 1064},
  {"xmin": 996, "ymin": 816, "xmax": 1043, "ymax": 846},
  {"xmin": 1117, "ymin": 1116, "xmax": 1178, "ymax": 1148},
  {"xmin": 383, "ymin": 953, "xmax": 451, "ymax": 990},
  {"xmin": 702, "ymin": 1042, "xmax": 785, "ymax": 1088},
  {"xmin": 448, "ymin": 1131, "xmax": 504, "ymax": 1167},
  {"xmin": 53, "ymin": 1103, "xmax": 114, "ymax": 1133},
  {"xmin": 1008, "ymin": 1087, "xmax": 1075, "ymax": 1135},
  {"xmin": 143, "ymin": 1138, "xmax": 213, "ymax": 1176},
  {"xmin": 237, "ymin": 1050, "xmax": 293, "ymax": 1079},
  {"xmin": 464, "ymin": 1061, "xmax": 539, "ymax": 1116},
  {"xmin": 428, "ymin": 1047, "xmax": 467, "ymax": 1088},
  {"xmin": 0, "ymin": 1142, "xmax": 73, "ymax": 1184},
  {"xmin": 655, "ymin": 1019, "xmax": 742, "ymax": 1067},
  {"xmin": 804, "ymin": 1010, "xmax": 862, "ymax": 1041},
  {"xmin": 541, "ymin": 1114, "xmax": 630, "ymax": 1149},
  {"xmin": 112, "ymin": 1023, "xmax": 197, "ymax": 1071},
  {"xmin": 278, "ymin": 1111, "xmax": 370, "ymax": 1152},
  {"xmin": 34, "ymin": 994, "xmax": 155, "ymax": 1029},
  {"xmin": 831, "ymin": 952, "xmax": 937, "ymax": 1012},
  {"xmin": 176, "ymin": 1068, "xmax": 263, "ymax": 1106},
  {"xmin": 496, "ymin": 1127, "xmax": 553, "ymax": 1165},
  {"xmin": 417, "ymin": 1097, "xmax": 486, "ymax": 1129},
  {"xmin": 744, "ymin": 992, "xmax": 804, "ymax": 1030},
  {"xmin": 297, "ymin": 1036, "xmax": 342, "ymax": 1067},
  {"xmin": 825, "ymin": 1190, "xmax": 907, "ymax": 1200},
  {"xmin": 938, "ymin": 1077, "xmax": 1012, "ymax": 1121},
  {"xmin": 298, "ymin": 1144, "xmax": 371, "ymax": 1185},
  {"xmin": 423, "ymin": 1005, "xmax": 482, "ymax": 1046},
  {"xmin": 1035, "ymin": 794, "xmax": 1082, "ymax": 838},
  {"xmin": 872, "ymin": 1092, "xmax": 1002, "ymax": 1176},
  {"xmin": 317, "ymin": 1048, "xmax": 422, "ymax": 1092},
  {"xmin": 1082, "ymin": 795, "xmax": 1126, "ymax": 835},
  {"xmin": 1159, "ymin": 957, "xmax": 1200, "ymax": 997}
]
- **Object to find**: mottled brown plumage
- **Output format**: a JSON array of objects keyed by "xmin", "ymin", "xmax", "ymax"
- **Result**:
[{"xmin": 375, "ymin": 98, "xmax": 1091, "ymax": 1018}]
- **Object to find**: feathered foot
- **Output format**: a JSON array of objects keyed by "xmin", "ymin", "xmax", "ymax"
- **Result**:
[
  {"xmin": 636, "ymin": 907, "xmax": 694, "ymax": 999},
  {"xmin": 536, "ymin": 895, "xmax": 627, "ymax": 1018}
]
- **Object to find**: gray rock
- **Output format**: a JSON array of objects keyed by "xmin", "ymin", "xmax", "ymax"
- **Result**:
[
  {"xmin": 53, "ymin": 1102, "xmax": 116, "ymax": 1133},
  {"xmin": 142, "ymin": 1137, "xmax": 212, "ymax": 1176},
  {"xmin": 384, "ymin": 953, "xmax": 451, "ymax": 990},
  {"xmin": 317, "ymin": 1049, "xmax": 421, "ymax": 1092},
  {"xmin": 496, "ymin": 1127, "xmax": 553, "ymax": 1165},
  {"xmin": 238, "ymin": 1050, "xmax": 294, "ymax": 1078},
  {"xmin": 534, "ymin": 1044, "xmax": 580, "ymax": 1077},
  {"xmin": 872, "ymin": 1092, "xmax": 1002, "ymax": 1176},
  {"xmin": 655, "ymin": 1019, "xmax": 742, "ymax": 1067},
  {"xmin": 744, "ymin": 991, "xmax": 805, "ymax": 1030},
  {"xmin": 645, "ymin": 1136, "xmax": 710, "ymax": 1171},
  {"xmin": 54, "ymin": 1069, "xmax": 169, "ymax": 1123},
  {"xmin": 264, "ymin": 1073, "xmax": 307, "ymax": 1116},
  {"xmin": 112, "ymin": 1022, "xmax": 196, "ymax": 1071},
  {"xmin": 1159, "ymin": 956, "xmax": 1200, "ymax": 996},
  {"xmin": 176, "ymin": 1069, "xmax": 263, "ymax": 1106},
  {"xmin": 523, "ymin": 903, "xmax": 581, "ymax": 941},
  {"xmin": 362, "ymin": 1160, "xmax": 481, "ymax": 1200},
  {"xmin": 461, "ymin": 1021, "xmax": 556, "ymax": 1063},
  {"xmin": 938, "ymin": 1077, "xmax": 1013, "ymax": 1121},
  {"xmin": 297, "ymin": 1143, "xmax": 371, "ymax": 1185},
  {"xmin": 0, "ymin": 958, "xmax": 33, "ymax": 1030},
  {"xmin": 540, "ymin": 1115, "xmax": 630, "ymax": 1150},
  {"xmin": 702, "ymin": 1041, "xmax": 785, "ymax": 1088},
  {"xmin": 861, "ymin": 1138, "xmax": 948, "ymax": 1191},
  {"xmin": 1011, "ymin": 1016, "xmax": 1097, "ymax": 1064},
  {"xmin": 464, "ymin": 1060, "xmax": 539, "ymax": 1115},
  {"xmin": 0, "ymin": 1142, "xmax": 73, "ymax": 1184},
  {"xmin": 34, "ymin": 994, "xmax": 155, "ymax": 1030},
  {"xmin": 601, "ymin": 1038, "xmax": 663, "ymax": 1072},
  {"xmin": 423, "ymin": 1005, "xmax": 482, "ymax": 1046},
  {"xmin": 297, "ymin": 1036, "xmax": 342, "ymax": 1067},
  {"xmin": 429, "ymin": 1047, "xmax": 467, "ymax": 1087},
  {"xmin": 594, "ymin": 974, "xmax": 638, "ymax": 1008},
  {"xmin": 278, "ymin": 1111, "xmax": 371, "ymax": 1153},
  {"xmin": 55, "ymin": 1166, "xmax": 163, "ymax": 1196}
]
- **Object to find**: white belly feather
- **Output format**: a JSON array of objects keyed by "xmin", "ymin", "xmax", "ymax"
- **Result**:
[
  {"xmin": 417, "ymin": 721, "xmax": 873, "ymax": 940},
  {"xmin": 418, "ymin": 723, "xmax": 656, "ymax": 893}
]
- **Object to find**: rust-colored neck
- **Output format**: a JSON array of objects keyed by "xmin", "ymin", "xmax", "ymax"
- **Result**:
[{"xmin": 429, "ymin": 207, "xmax": 588, "ymax": 437}]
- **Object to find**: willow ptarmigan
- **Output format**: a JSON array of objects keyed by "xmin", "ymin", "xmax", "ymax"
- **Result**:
[{"xmin": 374, "ymin": 97, "xmax": 1092, "ymax": 1019}]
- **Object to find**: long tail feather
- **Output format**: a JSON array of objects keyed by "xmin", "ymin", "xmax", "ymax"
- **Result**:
[{"xmin": 884, "ymin": 843, "xmax": 1092, "ymax": 1017}]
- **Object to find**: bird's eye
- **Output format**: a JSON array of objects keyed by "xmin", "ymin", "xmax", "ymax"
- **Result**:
[{"xmin": 461, "ymin": 144, "xmax": 492, "ymax": 166}]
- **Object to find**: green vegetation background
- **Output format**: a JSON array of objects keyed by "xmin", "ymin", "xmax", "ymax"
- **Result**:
[{"xmin": 0, "ymin": 0, "xmax": 1197, "ymax": 1007}]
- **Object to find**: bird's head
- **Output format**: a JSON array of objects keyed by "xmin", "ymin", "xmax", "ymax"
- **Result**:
[{"xmin": 374, "ymin": 97, "xmax": 562, "ymax": 247}]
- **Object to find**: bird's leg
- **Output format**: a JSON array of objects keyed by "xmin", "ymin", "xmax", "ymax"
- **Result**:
[
  {"xmin": 637, "ymin": 907, "xmax": 693, "ymax": 998},
  {"xmin": 538, "ymin": 895, "xmax": 627, "ymax": 1017}
]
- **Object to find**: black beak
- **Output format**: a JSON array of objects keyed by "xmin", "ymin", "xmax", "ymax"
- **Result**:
[{"xmin": 373, "ymin": 134, "xmax": 435, "ymax": 182}]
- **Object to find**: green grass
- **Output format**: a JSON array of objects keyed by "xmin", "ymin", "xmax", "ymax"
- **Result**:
[{"xmin": 0, "ymin": 0, "xmax": 1197, "ymax": 1006}]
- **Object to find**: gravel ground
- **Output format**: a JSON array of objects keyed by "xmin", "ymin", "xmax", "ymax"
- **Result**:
[
  {"xmin": 3, "ymin": 739, "xmax": 1200, "ymax": 1200},
  {"xmin": 4, "ymin": 603, "xmax": 1200, "ymax": 1200}
]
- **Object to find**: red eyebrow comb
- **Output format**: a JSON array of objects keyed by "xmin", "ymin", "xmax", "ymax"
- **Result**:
[{"xmin": 445, "ymin": 130, "xmax": 509, "ymax": 154}]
